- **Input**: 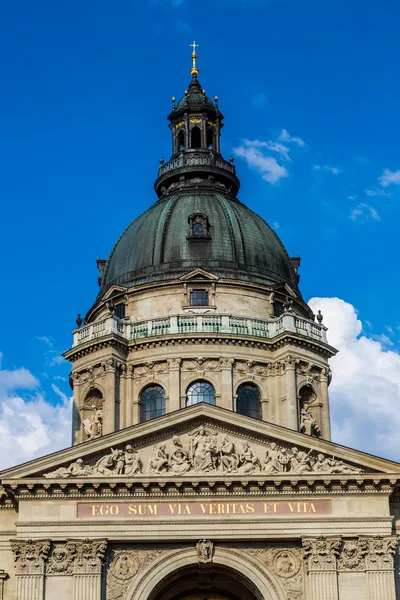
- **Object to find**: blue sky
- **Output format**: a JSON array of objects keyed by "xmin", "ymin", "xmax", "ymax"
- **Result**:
[{"xmin": 0, "ymin": 0, "xmax": 400, "ymax": 465}]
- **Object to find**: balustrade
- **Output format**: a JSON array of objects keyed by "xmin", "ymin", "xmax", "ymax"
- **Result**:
[{"xmin": 73, "ymin": 312, "xmax": 327, "ymax": 347}]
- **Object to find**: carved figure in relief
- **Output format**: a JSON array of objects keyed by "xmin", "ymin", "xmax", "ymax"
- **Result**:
[
  {"xmin": 44, "ymin": 458, "xmax": 90, "ymax": 478},
  {"xmin": 82, "ymin": 405, "xmax": 103, "ymax": 440},
  {"xmin": 169, "ymin": 437, "xmax": 191, "ymax": 474},
  {"xmin": 289, "ymin": 447, "xmax": 312, "ymax": 474},
  {"xmin": 274, "ymin": 551, "xmax": 299, "ymax": 578},
  {"xmin": 219, "ymin": 435, "xmax": 239, "ymax": 472},
  {"xmin": 94, "ymin": 448, "xmax": 120, "ymax": 475},
  {"xmin": 148, "ymin": 444, "xmax": 169, "ymax": 473},
  {"xmin": 238, "ymin": 441, "xmax": 261, "ymax": 473},
  {"xmin": 313, "ymin": 453, "xmax": 361, "ymax": 474},
  {"xmin": 196, "ymin": 539, "xmax": 213, "ymax": 563},
  {"xmin": 124, "ymin": 445, "xmax": 142, "ymax": 475},
  {"xmin": 263, "ymin": 442, "xmax": 285, "ymax": 473},
  {"xmin": 300, "ymin": 403, "xmax": 320, "ymax": 437}
]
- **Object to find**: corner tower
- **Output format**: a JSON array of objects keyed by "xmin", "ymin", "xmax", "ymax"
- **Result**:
[{"xmin": 65, "ymin": 46, "xmax": 336, "ymax": 446}]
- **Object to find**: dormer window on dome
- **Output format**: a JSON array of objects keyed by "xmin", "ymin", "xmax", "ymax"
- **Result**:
[{"xmin": 187, "ymin": 213, "xmax": 211, "ymax": 241}]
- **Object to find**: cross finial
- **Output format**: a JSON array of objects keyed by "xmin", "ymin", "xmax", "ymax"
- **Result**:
[{"xmin": 190, "ymin": 41, "xmax": 199, "ymax": 78}]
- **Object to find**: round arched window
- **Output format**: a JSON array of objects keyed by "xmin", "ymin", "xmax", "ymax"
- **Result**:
[
  {"xmin": 186, "ymin": 380, "xmax": 216, "ymax": 407},
  {"xmin": 236, "ymin": 383, "xmax": 261, "ymax": 420},
  {"xmin": 140, "ymin": 385, "xmax": 166, "ymax": 423}
]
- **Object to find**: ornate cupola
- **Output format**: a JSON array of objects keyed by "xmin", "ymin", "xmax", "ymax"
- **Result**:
[{"xmin": 155, "ymin": 42, "xmax": 240, "ymax": 198}]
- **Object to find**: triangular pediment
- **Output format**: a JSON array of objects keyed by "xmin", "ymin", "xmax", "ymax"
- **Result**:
[
  {"xmin": 102, "ymin": 285, "xmax": 128, "ymax": 301},
  {"xmin": 179, "ymin": 268, "xmax": 219, "ymax": 282},
  {"xmin": 2, "ymin": 405, "xmax": 400, "ymax": 484}
]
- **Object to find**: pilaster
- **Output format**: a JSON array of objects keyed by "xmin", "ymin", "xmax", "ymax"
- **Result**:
[
  {"xmin": 219, "ymin": 358, "xmax": 234, "ymax": 410},
  {"xmin": 364, "ymin": 536, "xmax": 397, "ymax": 600},
  {"xmin": 103, "ymin": 358, "xmax": 116, "ymax": 434},
  {"xmin": 320, "ymin": 368, "xmax": 332, "ymax": 440},
  {"xmin": 0, "ymin": 571, "xmax": 7, "ymax": 600},
  {"xmin": 72, "ymin": 539, "xmax": 107, "ymax": 600},
  {"xmin": 284, "ymin": 356, "xmax": 298, "ymax": 430},
  {"xmin": 11, "ymin": 539, "xmax": 50, "ymax": 600},
  {"xmin": 167, "ymin": 358, "xmax": 181, "ymax": 412},
  {"xmin": 303, "ymin": 536, "xmax": 341, "ymax": 600}
]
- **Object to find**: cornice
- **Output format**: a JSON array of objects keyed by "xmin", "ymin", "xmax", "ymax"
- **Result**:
[
  {"xmin": 1, "ymin": 474, "xmax": 398, "ymax": 503},
  {"xmin": 64, "ymin": 331, "xmax": 336, "ymax": 363}
]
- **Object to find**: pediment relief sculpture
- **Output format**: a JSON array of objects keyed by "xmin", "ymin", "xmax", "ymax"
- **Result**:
[{"xmin": 43, "ymin": 426, "xmax": 363, "ymax": 479}]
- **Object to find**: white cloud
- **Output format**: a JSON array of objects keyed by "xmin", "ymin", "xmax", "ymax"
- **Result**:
[
  {"xmin": 233, "ymin": 141, "xmax": 288, "ymax": 184},
  {"xmin": 379, "ymin": 168, "xmax": 400, "ymax": 188},
  {"xmin": 313, "ymin": 164, "xmax": 341, "ymax": 175},
  {"xmin": 365, "ymin": 188, "xmax": 391, "ymax": 198},
  {"xmin": 0, "ymin": 353, "xmax": 71, "ymax": 469},
  {"xmin": 350, "ymin": 203, "xmax": 380, "ymax": 222},
  {"xmin": 279, "ymin": 129, "xmax": 305, "ymax": 147},
  {"xmin": 309, "ymin": 297, "xmax": 400, "ymax": 461}
]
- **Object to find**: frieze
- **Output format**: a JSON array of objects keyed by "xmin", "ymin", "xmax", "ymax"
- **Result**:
[
  {"xmin": 43, "ymin": 425, "xmax": 363, "ymax": 479},
  {"xmin": 11, "ymin": 539, "xmax": 50, "ymax": 575},
  {"xmin": 47, "ymin": 542, "xmax": 76, "ymax": 575}
]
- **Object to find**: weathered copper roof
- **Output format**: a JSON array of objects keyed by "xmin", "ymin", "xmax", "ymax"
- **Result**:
[{"xmin": 98, "ymin": 192, "xmax": 300, "ymax": 298}]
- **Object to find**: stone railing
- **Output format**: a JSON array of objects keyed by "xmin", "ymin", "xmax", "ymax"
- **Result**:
[
  {"xmin": 158, "ymin": 151, "xmax": 236, "ymax": 177},
  {"xmin": 73, "ymin": 312, "xmax": 327, "ymax": 347}
]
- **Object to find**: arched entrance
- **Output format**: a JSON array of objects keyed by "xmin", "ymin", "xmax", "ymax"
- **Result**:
[
  {"xmin": 126, "ymin": 547, "xmax": 284, "ymax": 600},
  {"xmin": 148, "ymin": 563, "xmax": 261, "ymax": 600}
]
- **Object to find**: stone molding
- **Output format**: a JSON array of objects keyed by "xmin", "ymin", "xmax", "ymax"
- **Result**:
[{"xmin": 11, "ymin": 539, "xmax": 50, "ymax": 575}]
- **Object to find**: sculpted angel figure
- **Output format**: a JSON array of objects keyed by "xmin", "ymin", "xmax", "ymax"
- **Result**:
[
  {"xmin": 168, "ymin": 436, "xmax": 191, "ymax": 474},
  {"xmin": 124, "ymin": 445, "xmax": 142, "ymax": 475},
  {"xmin": 44, "ymin": 458, "xmax": 89, "ymax": 478},
  {"xmin": 219, "ymin": 435, "xmax": 239, "ymax": 473},
  {"xmin": 148, "ymin": 444, "xmax": 169, "ymax": 474},
  {"xmin": 238, "ymin": 441, "xmax": 261, "ymax": 473}
]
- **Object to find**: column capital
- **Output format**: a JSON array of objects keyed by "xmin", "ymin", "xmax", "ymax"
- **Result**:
[
  {"xmin": 364, "ymin": 535, "xmax": 398, "ymax": 570},
  {"xmin": 219, "ymin": 357, "xmax": 234, "ymax": 369},
  {"xmin": 167, "ymin": 357, "xmax": 182, "ymax": 370},
  {"xmin": 71, "ymin": 538, "xmax": 108, "ymax": 574},
  {"xmin": 302, "ymin": 536, "xmax": 341, "ymax": 571},
  {"xmin": 11, "ymin": 539, "xmax": 51, "ymax": 575}
]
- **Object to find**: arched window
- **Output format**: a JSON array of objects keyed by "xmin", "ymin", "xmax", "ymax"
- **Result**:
[
  {"xmin": 177, "ymin": 130, "xmax": 185, "ymax": 151},
  {"xmin": 236, "ymin": 383, "xmax": 261, "ymax": 420},
  {"xmin": 206, "ymin": 126, "xmax": 214, "ymax": 149},
  {"xmin": 186, "ymin": 380, "xmax": 215, "ymax": 407},
  {"xmin": 140, "ymin": 385, "xmax": 166, "ymax": 423},
  {"xmin": 191, "ymin": 126, "xmax": 201, "ymax": 149}
]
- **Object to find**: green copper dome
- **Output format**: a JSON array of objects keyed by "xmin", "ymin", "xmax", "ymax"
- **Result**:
[{"xmin": 98, "ymin": 192, "xmax": 300, "ymax": 298}]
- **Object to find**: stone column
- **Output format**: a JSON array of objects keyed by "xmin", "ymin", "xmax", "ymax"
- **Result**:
[
  {"xmin": 72, "ymin": 539, "xmax": 107, "ymax": 600},
  {"xmin": 118, "ymin": 364, "xmax": 127, "ymax": 429},
  {"xmin": 284, "ymin": 356, "xmax": 298, "ymax": 430},
  {"xmin": 103, "ymin": 358, "xmax": 116, "ymax": 434},
  {"xmin": 365, "ymin": 536, "xmax": 397, "ymax": 600},
  {"xmin": 320, "ymin": 368, "xmax": 332, "ymax": 440},
  {"xmin": 11, "ymin": 539, "xmax": 50, "ymax": 600},
  {"xmin": 168, "ymin": 358, "xmax": 181, "ymax": 412},
  {"xmin": 219, "ymin": 358, "xmax": 234, "ymax": 410},
  {"xmin": 303, "ymin": 536, "xmax": 341, "ymax": 600}
]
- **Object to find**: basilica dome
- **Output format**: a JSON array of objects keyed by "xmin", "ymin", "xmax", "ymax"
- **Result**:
[{"xmin": 98, "ymin": 191, "xmax": 299, "ymax": 298}]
